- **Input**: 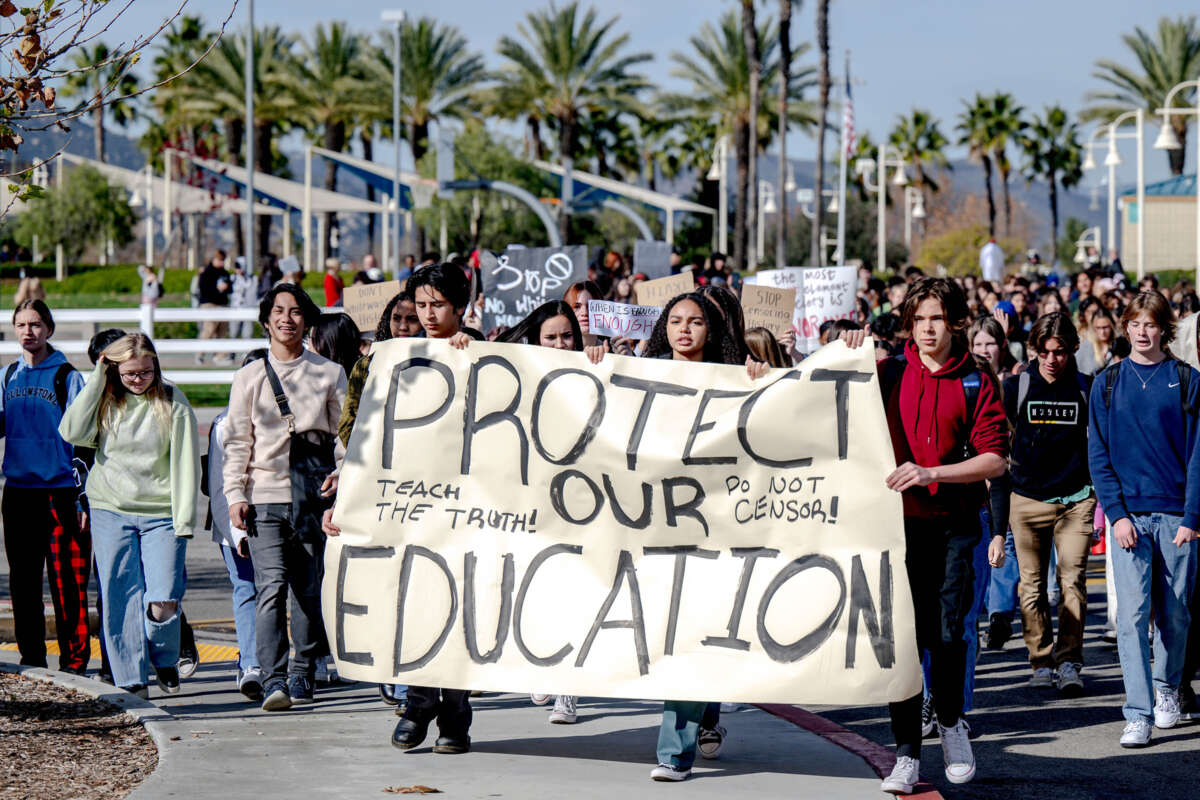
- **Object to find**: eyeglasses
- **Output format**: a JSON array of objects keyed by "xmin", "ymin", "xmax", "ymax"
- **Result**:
[{"xmin": 119, "ymin": 370, "xmax": 155, "ymax": 381}]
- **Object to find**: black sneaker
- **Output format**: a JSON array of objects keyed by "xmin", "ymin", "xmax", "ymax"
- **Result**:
[
  {"xmin": 698, "ymin": 725, "xmax": 726, "ymax": 759},
  {"xmin": 177, "ymin": 645, "xmax": 200, "ymax": 679},
  {"xmin": 238, "ymin": 668, "xmax": 264, "ymax": 701},
  {"xmin": 920, "ymin": 694, "xmax": 936, "ymax": 738},
  {"xmin": 986, "ymin": 613, "xmax": 1012, "ymax": 650},
  {"xmin": 261, "ymin": 679, "xmax": 292, "ymax": 711},
  {"xmin": 155, "ymin": 666, "xmax": 180, "ymax": 694},
  {"xmin": 1181, "ymin": 687, "xmax": 1198, "ymax": 721},
  {"xmin": 125, "ymin": 684, "xmax": 150, "ymax": 700},
  {"xmin": 379, "ymin": 683, "xmax": 400, "ymax": 705},
  {"xmin": 288, "ymin": 674, "xmax": 314, "ymax": 706}
]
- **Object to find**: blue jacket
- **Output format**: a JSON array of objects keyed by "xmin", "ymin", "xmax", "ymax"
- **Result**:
[
  {"xmin": 1, "ymin": 349, "xmax": 85, "ymax": 489},
  {"xmin": 1088, "ymin": 358, "xmax": 1200, "ymax": 529}
]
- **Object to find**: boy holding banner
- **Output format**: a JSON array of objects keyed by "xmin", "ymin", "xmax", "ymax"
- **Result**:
[{"xmin": 842, "ymin": 277, "xmax": 1007, "ymax": 793}]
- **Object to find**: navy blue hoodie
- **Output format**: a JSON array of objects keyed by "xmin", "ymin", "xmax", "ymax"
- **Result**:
[{"xmin": 0, "ymin": 349, "xmax": 85, "ymax": 489}]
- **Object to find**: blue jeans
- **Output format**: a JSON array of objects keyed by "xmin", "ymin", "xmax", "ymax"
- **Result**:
[
  {"xmin": 656, "ymin": 701, "xmax": 719, "ymax": 770},
  {"xmin": 986, "ymin": 530, "xmax": 1019, "ymax": 618},
  {"xmin": 220, "ymin": 544, "xmax": 258, "ymax": 673},
  {"xmin": 90, "ymin": 509, "xmax": 187, "ymax": 689},
  {"xmin": 1110, "ymin": 512, "xmax": 1198, "ymax": 723}
]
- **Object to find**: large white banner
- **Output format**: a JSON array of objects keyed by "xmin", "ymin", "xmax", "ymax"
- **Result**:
[{"xmin": 323, "ymin": 338, "xmax": 919, "ymax": 705}]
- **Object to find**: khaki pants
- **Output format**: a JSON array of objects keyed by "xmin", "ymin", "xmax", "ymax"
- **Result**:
[
  {"xmin": 199, "ymin": 302, "xmax": 229, "ymax": 340},
  {"xmin": 1010, "ymin": 492, "xmax": 1096, "ymax": 670}
]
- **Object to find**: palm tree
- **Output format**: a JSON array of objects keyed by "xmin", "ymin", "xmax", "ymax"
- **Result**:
[
  {"xmin": 146, "ymin": 16, "xmax": 213, "ymax": 156},
  {"xmin": 173, "ymin": 26, "xmax": 301, "ymax": 257},
  {"xmin": 494, "ymin": 1, "xmax": 652, "ymax": 241},
  {"xmin": 1021, "ymin": 105, "xmax": 1084, "ymax": 265},
  {"xmin": 61, "ymin": 42, "xmax": 139, "ymax": 163},
  {"xmin": 811, "ymin": 0, "xmax": 830, "ymax": 266},
  {"xmin": 957, "ymin": 93, "xmax": 998, "ymax": 236},
  {"xmin": 296, "ymin": 22, "xmax": 367, "ymax": 255},
  {"xmin": 987, "ymin": 92, "xmax": 1026, "ymax": 236},
  {"xmin": 777, "ymin": 0, "xmax": 796, "ymax": 269},
  {"xmin": 1085, "ymin": 16, "xmax": 1200, "ymax": 175},
  {"xmin": 888, "ymin": 109, "xmax": 950, "ymax": 232},
  {"xmin": 742, "ymin": 0, "xmax": 760, "ymax": 267},
  {"xmin": 667, "ymin": 11, "xmax": 816, "ymax": 271}
]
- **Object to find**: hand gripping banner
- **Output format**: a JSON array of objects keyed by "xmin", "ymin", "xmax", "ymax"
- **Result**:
[{"xmin": 323, "ymin": 338, "xmax": 920, "ymax": 705}]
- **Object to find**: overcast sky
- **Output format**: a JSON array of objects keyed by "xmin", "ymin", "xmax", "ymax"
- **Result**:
[{"xmin": 99, "ymin": 0, "xmax": 1200, "ymax": 187}]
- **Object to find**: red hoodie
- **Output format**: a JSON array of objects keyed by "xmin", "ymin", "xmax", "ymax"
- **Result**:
[{"xmin": 879, "ymin": 338, "xmax": 1008, "ymax": 519}]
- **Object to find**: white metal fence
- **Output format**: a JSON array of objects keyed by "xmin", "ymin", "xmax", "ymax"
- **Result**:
[{"xmin": 0, "ymin": 305, "xmax": 338, "ymax": 384}]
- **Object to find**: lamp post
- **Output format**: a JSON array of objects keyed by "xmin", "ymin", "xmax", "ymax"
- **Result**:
[
  {"xmin": 1084, "ymin": 110, "xmax": 1146, "ymax": 279},
  {"xmin": 707, "ymin": 135, "xmax": 730, "ymax": 254},
  {"xmin": 857, "ymin": 145, "xmax": 908, "ymax": 272},
  {"xmin": 1074, "ymin": 226, "xmax": 1101, "ymax": 265},
  {"xmin": 903, "ymin": 185, "xmax": 925, "ymax": 253},
  {"xmin": 757, "ymin": 180, "xmax": 777, "ymax": 265},
  {"xmin": 1155, "ymin": 79, "xmax": 1200, "ymax": 287},
  {"xmin": 383, "ymin": 9, "xmax": 405, "ymax": 274},
  {"xmin": 244, "ymin": 0, "xmax": 254, "ymax": 272}
]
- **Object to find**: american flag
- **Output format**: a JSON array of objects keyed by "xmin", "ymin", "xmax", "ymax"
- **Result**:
[{"xmin": 841, "ymin": 53, "xmax": 855, "ymax": 157}]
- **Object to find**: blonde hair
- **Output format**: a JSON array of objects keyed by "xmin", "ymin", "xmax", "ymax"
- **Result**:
[{"xmin": 98, "ymin": 333, "xmax": 172, "ymax": 433}]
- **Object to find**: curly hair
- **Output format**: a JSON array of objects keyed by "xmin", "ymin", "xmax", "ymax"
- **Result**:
[
  {"xmin": 373, "ymin": 292, "xmax": 405, "ymax": 342},
  {"xmin": 695, "ymin": 283, "xmax": 749, "ymax": 362},
  {"xmin": 642, "ymin": 293, "xmax": 742, "ymax": 365}
]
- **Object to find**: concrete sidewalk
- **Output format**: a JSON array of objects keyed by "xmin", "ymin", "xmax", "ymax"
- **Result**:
[{"xmin": 1, "ymin": 648, "xmax": 888, "ymax": 799}]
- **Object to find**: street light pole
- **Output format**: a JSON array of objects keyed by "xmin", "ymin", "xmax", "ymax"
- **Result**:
[
  {"xmin": 383, "ymin": 10, "xmax": 405, "ymax": 275},
  {"xmin": 708, "ymin": 135, "xmax": 729, "ymax": 254},
  {"xmin": 245, "ymin": 0, "xmax": 255, "ymax": 271},
  {"xmin": 1155, "ymin": 78, "xmax": 1200, "ymax": 287}
]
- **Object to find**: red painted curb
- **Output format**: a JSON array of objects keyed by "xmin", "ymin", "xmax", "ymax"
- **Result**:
[{"xmin": 756, "ymin": 703, "xmax": 945, "ymax": 799}]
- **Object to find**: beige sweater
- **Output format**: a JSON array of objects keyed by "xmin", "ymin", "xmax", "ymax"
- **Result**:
[{"xmin": 222, "ymin": 349, "xmax": 347, "ymax": 506}]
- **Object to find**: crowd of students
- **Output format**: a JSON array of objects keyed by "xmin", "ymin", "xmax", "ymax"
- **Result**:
[{"xmin": 3, "ymin": 254, "xmax": 1200, "ymax": 794}]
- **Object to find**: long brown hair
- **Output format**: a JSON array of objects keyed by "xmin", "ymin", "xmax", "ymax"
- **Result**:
[
  {"xmin": 745, "ymin": 327, "xmax": 790, "ymax": 368},
  {"xmin": 99, "ymin": 333, "xmax": 172, "ymax": 434}
]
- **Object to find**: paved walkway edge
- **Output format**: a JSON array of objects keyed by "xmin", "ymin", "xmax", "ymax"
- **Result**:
[
  {"xmin": 0, "ymin": 662, "xmax": 183, "ymax": 790},
  {"xmin": 756, "ymin": 704, "xmax": 945, "ymax": 799}
]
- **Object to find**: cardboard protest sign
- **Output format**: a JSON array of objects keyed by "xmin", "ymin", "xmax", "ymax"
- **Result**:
[
  {"xmin": 587, "ymin": 300, "xmax": 661, "ymax": 340},
  {"xmin": 634, "ymin": 272, "xmax": 694, "ymax": 307},
  {"xmin": 324, "ymin": 338, "xmax": 919, "ymax": 705},
  {"xmin": 343, "ymin": 280, "xmax": 403, "ymax": 333},
  {"xmin": 740, "ymin": 284, "xmax": 797, "ymax": 338},
  {"xmin": 747, "ymin": 267, "xmax": 857, "ymax": 353},
  {"xmin": 633, "ymin": 241, "xmax": 674, "ymax": 280},
  {"xmin": 483, "ymin": 246, "xmax": 588, "ymax": 330}
]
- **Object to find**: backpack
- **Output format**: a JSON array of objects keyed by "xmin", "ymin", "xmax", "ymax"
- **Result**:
[
  {"xmin": 3, "ymin": 361, "xmax": 77, "ymax": 413},
  {"xmin": 1015, "ymin": 368, "xmax": 1090, "ymax": 416},
  {"xmin": 879, "ymin": 352, "xmax": 983, "ymax": 459},
  {"xmin": 1100, "ymin": 358, "xmax": 1195, "ymax": 417}
]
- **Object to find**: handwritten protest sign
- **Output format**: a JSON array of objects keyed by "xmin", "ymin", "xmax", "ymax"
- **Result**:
[
  {"xmin": 587, "ymin": 300, "xmax": 661, "ymax": 340},
  {"xmin": 747, "ymin": 267, "xmax": 857, "ymax": 353},
  {"xmin": 324, "ymin": 338, "xmax": 919, "ymax": 705},
  {"xmin": 633, "ymin": 241, "xmax": 673, "ymax": 280},
  {"xmin": 741, "ymin": 284, "xmax": 796, "ymax": 338},
  {"xmin": 343, "ymin": 280, "xmax": 403, "ymax": 333},
  {"xmin": 634, "ymin": 272, "xmax": 694, "ymax": 307},
  {"xmin": 483, "ymin": 246, "xmax": 588, "ymax": 330}
]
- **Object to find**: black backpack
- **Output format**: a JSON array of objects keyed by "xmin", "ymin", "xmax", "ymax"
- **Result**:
[
  {"xmin": 3, "ymin": 360, "xmax": 77, "ymax": 413},
  {"xmin": 1100, "ymin": 359, "xmax": 1195, "ymax": 417},
  {"xmin": 879, "ymin": 352, "xmax": 983, "ymax": 459}
]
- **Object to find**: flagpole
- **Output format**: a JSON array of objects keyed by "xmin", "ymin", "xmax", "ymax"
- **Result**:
[{"xmin": 835, "ymin": 50, "xmax": 850, "ymax": 267}]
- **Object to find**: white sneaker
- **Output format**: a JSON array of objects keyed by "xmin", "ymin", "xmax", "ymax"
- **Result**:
[
  {"xmin": 650, "ymin": 764, "xmax": 691, "ymax": 782},
  {"xmin": 1154, "ymin": 687, "xmax": 1181, "ymax": 729},
  {"xmin": 1056, "ymin": 662, "xmax": 1084, "ymax": 697},
  {"xmin": 1120, "ymin": 719, "xmax": 1151, "ymax": 748},
  {"xmin": 530, "ymin": 692, "xmax": 552, "ymax": 706},
  {"xmin": 938, "ymin": 719, "xmax": 976, "ymax": 785},
  {"xmin": 880, "ymin": 756, "xmax": 919, "ymax": 794},
  {"xmin": 698, "ymin": 724, "xmax": 726, "ymax": 759},
  {"xmin": 1029, "ymin": 667, "xmax": 1055, "ymax": 688},
  {"xmin": 549, "ymin": 694, "xmax": 577, "ymax": 724}
]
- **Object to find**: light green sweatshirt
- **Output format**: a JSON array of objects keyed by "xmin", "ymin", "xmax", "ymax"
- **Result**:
[{"xmin": 59, "ymin": 363, "xmax": 200, "ymax": 537}]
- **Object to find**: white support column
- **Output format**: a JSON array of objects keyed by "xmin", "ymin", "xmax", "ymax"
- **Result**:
[
  {"xmin": 145, "ymin": 165, "xmax": 154, "ymax": 266},
  {"xmin": 317, "ymin": 214, "xmax": 327, "ymax": 269},
  {"xmin": 55, "ymin": 160, "xmax": 64, "ymax": 280},
  {"xmin": 163, "ymin": 149, "xmax": 173, "ymax": 241},
  {"xmin": 138, "ymin": 302, "xmax": 154, "ymax": 336},
  {"xmin": 666, "ymin": 209, "xmax": 675, "ymax": 244},
  {"xmin": 303, "ymin": 146, "xmax": 313, "ymax": 271},
  {"xmin": 382, "ymin": 204, "xmax": 391, "ymax": 277},
  {"xmin": 187, "ymin": 215, "xmax": 197, "ymax": 271},
  {"xmin": 282, "ymin": 212, "xmax": 292, "ymax": 258},
  {"xmin": 1136, "ymin": 108, "xmax": 1146, "ymax": 281},
  {"xmin": 439, "ymin": 207, "xmax": 448, "ymax": 259}
]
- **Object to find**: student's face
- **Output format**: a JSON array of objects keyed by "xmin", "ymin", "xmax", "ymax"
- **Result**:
[
  {"xmin": 1010, "ymin": 293, "xmax": 1026, "ymax": 314},
  {"xmin": 1077, "ymin": 274, "xmax": 1092, "ymax": 295},
  {"xmin": 118, "ymin": 355, "xmax": 157, "ymax": 395},
  {"xmin": 971, "ymin": 330, "xmax": 1001, "ymax": 372},
  {"xmin": 1126, "ymin": 312, "xmax": 1164, "ymax": 357},
  {"xmin": 888, "ymin": 285, "xmax": 906, "ymax": 307},
  {"xmin": 1092, "ymin": 316, "xmax": 1114, "ymax": 343},
  {"xmin": 911, "ymin": 297, "xmax": 952, "ymax": 360},
  {"xmin": 666, "ymin": 299, "xmax": 708, "ymax": 360},
  {"xmin": 539, "ymin": 315, "xmax": 576, "ymax": 350},
  {"xmin": 1037, "ymin": 337, "xmax": 1071, "ymax": 380},
  {"xmin": 267, "ymin": 292, "xmax": 307, "ymax": 348},
  {"xmin": 568, "ymin": 289, "xmax": 592, "ymax": 334},
  {"xmin": 414, "ymin": 285, "xmax": 461, "ymax": 339},
  {"xmin": 14, "ymin": 309, "xmax": 49, "ymax": 355},
  {"xmin": 1041, "ymin": 294, "xmax": 1063, "ymax": 315},
  {"xmin": 389, "ymin": 299, "xmax": 421, "ymax": 338}
]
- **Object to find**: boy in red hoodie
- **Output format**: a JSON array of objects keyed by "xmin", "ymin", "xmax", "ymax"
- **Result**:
[{"xmin": 844, "ymin": 277, "xmax": 1007, "ymax": 794}]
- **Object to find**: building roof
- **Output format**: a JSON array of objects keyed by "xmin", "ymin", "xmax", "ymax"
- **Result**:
[
  {"xmin": 189, "ymin": 155, "xmax": 386, "ymax": 214},
  {"xmin": 533, "ymin": 160, "xmax": 716, "ymax": 217},
  {"xmin": 1121, "ymin": 172, "xmax": 1197, "ymax": 197},
  {"xmin": 310, "ymin": 145, "xmax": 438, "ymax": 210}
]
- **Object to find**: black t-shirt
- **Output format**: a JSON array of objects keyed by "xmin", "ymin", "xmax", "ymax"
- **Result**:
[
  {"xmin": 199, "ymin": 265, "xmax": 232, "ymax": 306},
  {"xmin": 1002, "ymin": 362, "xmax": 1092, "ymax": 501}
]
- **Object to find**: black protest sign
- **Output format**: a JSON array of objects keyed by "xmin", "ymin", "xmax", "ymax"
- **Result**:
[
  {"xmin": 482, "ymin": 246, "xmax": 588, "ymax": 330},
  {"xmin": 633, "ymin": 241, "xmax": 673, "ymax": 280}
]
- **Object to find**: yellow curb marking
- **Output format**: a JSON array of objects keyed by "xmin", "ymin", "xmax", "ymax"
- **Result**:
[{"xmin": 0, "ymin": 641, "xmax": 240, "ymax": 663}]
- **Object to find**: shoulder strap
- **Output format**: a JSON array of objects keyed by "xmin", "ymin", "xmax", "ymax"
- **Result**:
[
  {"xmin": 3, "ymin": 361, "xmax": 17, "ymax": 391},
  {"xmin": 1103, "ymin": 361, "xmax": 1121, "ymax": 410},
  {"xmin": 1176, "ymin": 360, "xmax": 1194, "ymax": 417},
  {"xmin": 53, "ymin": 363, "xmax": 76, "ymax": 413},
  {"xmin": 261, "ymin": 359, "xmax": 295, "ymax": 433},
  {"xmin": 1017, "ymin": 370, "xmax": 1031, "ymax": 414},
  {"xmin": 1076, "ymin": 372, "xmax": 1090, "ymax": 406},
  {"xmin": 879, "ymin": 353, "xmax": 907, "ymax": 405},
  {"xmin": 961, "ymin": 369, "xmax": 982, "ymax": 422}
]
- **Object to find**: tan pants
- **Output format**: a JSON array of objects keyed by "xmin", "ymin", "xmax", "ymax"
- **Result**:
[
  {"xmin": 199, "ymin": 302, "xmax": 229, "ymax": 340},
  {"xmin": 1010, "ymin": 492, "xmax": 1096, "ymax": 670}
]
